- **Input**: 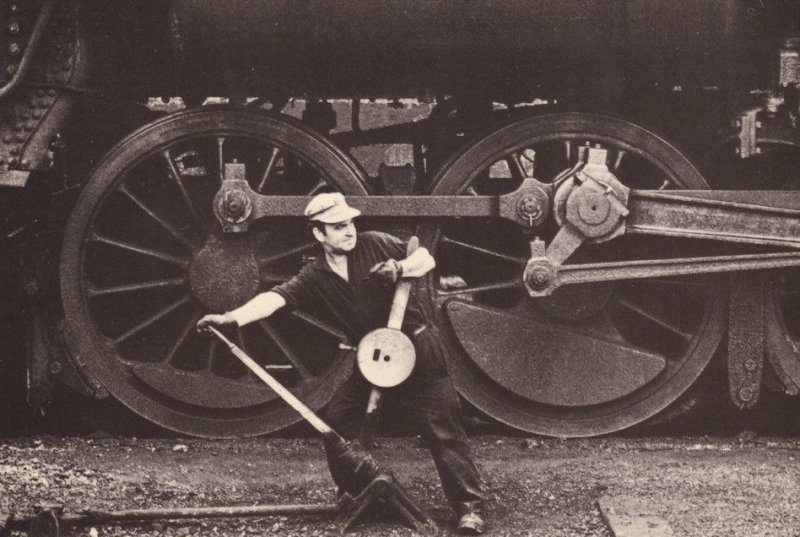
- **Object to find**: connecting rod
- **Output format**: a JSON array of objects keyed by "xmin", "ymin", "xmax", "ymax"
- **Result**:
[{"xmin": 213, "ymin": 161, "xmax": 800, "ymax": 297}]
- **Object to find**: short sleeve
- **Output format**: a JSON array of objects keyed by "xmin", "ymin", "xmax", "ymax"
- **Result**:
[
  {"xmin": 271, "ymin": 265, "xmax": 317, "ymax": 312},
  {"xmin": 361, "ymin": 231, "xmax": 406, "ymax": 259}
]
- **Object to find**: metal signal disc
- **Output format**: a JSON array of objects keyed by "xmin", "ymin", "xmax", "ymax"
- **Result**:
[{"xmin": 357, "ymin": 328, "xmax": 416, "ymax": 388}]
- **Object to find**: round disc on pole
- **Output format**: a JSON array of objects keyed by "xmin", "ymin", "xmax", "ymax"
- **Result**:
[{"xmin": 357, "ymin": 328, "xmax": 416, "ymax": 388}]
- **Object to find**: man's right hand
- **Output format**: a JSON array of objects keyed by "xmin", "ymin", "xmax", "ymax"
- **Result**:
[{"xmin": 196, "ymin": 312, "xmax": 236, "ymax": 332}]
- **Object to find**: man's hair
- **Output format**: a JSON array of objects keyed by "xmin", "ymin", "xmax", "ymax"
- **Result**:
[{"xmin": 307, "ymin": 221, "xmax": 327, "ymax": 237}]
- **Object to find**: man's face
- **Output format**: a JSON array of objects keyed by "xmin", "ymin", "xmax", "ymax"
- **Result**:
[{"xmin": 315, "ymin": 219, "xmax": 357, "ymax": 254}]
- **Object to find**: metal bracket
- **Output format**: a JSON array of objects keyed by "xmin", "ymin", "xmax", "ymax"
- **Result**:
[
  {"xmin": 56, "ymin": 321, "xmax": 108, "ymax": 399},
  {"xmin": 727, "ymin": 272, "xmax": 767, "ymax": 409},
  {"xmin": 737, "ymin": 107, "xmax": 761, "ymax": 159}
]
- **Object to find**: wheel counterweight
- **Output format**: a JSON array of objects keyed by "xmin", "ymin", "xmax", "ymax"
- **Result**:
[
  {"xmin": 418, "ymin": 113, "xmax": 726, "ymax": 437},
  {"xmin": 60, "ymin": 107, "xmax": 369, "ymax": 437}
]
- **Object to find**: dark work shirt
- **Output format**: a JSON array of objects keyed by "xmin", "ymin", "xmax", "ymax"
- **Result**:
[{"xmin": 271, "ymin": 231, "xmax": 427, "ymax": 344}]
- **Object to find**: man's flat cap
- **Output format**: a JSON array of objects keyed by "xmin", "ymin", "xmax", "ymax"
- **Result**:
[{"xmin": 304, "ymin": 192, "xmax": 361, "ymax": 223}]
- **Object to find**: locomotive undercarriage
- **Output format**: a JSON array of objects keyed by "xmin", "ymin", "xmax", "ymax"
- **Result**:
[
  {"xmin": 4, "ymin": 1, "xmax": 800, "ymax": 438},
  {"xmin": 39, "ymin": 99, "xmax": 798, "ymax": 438}
]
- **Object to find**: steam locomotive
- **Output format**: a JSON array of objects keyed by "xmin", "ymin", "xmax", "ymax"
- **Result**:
[{"xmin": 2, "ymin": 0, "xmax": 800, "ymax": 438}]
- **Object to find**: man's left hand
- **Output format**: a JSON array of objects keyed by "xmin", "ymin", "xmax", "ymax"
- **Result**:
[{"xmin": 368, "ymin": 259, "xmax": 402, "ymax": 284}]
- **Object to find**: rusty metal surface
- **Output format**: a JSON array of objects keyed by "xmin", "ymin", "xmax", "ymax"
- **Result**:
[
  {"xmin": 188, "ymin": 234, "xmax": 260, "ymax": 313},
  {"xmin": 0, "ymin": 0, "xmax": 57, "ymax": 101},
  {"xmin": 445, "ymin": 300, "xmax": 665, "ymax": 406},
  {"xmin": 727, "ymin": 272, "xmax": 767, "ymax": 409},
  {"xmin": 554, "ymin": 252, "xmax": 800, "ymax": 288},
  {"xmin": 628, "ymin": 190, "xmax": 800, "ymax": 248},
  {"xmin": 0, "ymin": 1, "xmax": 91, "ymax": 178},
  {"xmin": 217, "ymin": 176, "xmax": 553, "ymax": 231}
]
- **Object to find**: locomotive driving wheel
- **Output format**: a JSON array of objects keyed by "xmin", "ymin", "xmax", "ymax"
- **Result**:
[
  {"xmin": 61, "ymin": 107, "xmax": 369, "ymax": 437},
  {"xmin": 418, "ymin": 113, "xmax": 726, "ymax": 437}
]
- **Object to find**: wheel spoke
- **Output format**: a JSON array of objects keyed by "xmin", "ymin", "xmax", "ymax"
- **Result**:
[
  {"xmin": 118, "ymin": 183, "xmax": 196, "ymax": 251},
  {"xmin": 162, "ymin": 149, "xmax": 204, "ymax": 229},
  {"xmin": 291, "ymin": 310, "xmax": 348, "ymax": 342},
  {"xmin": 612, "ymin": 149, "xmax": 627, "ymax": 172},
  {"xmin": 615, "ymin": 296, "xmax": 693, "ymax": 342},
  {"xmin": 216, "ymin": 136, "xmax": 226, "ymax": 184},
  {"xmin": 440, "ymin": 236, "xmax": 527, "ymax": 265},
  {"xmin": 257, "ymin": 320, "xmax": 309, "ymax": 377},
  {"xmin": 88, "ymin": 277, "xmax": 187, "ymax": 297},
  {"xmin": 162, "ymin": 313, "xmax": 201, "ymax": 365},
  {"xmin": 113, "ymin": 295, "xmax": 191, "ymax": 344},
  {"xmin": 91, "ymin": 232, "xmax": 190, "ymax": 268},
  {"xmin": 508, "ymin": 149, "xmax": 535, "ymax": 179},
  {"xmin": 564, "ymin": 140, "xmax": 574, "ymax": 161},
  {"xmin": 436, "ymin": 279, "xmax": 523, "ymax": 298},
  {"xmin": 236, "ymin": 327, "xmax": 250, "ymax": 356},
  {"xmin": 205, "ymin": 338, "xmax": 217, "ymax": 371},
  {"xmin": 260, "ymin": 241, "xmax": 316, "ymax": 265},
  {"xmin": 257, "ymin": 147, "xmax": 280, "ymax": 192},
  {"xmin": 506, "ymin": 154, "xmax": 526, "ymax": 180},
  {"xmin": 308, "ymin": 178, "xmax": 328, "ymax": 195}
]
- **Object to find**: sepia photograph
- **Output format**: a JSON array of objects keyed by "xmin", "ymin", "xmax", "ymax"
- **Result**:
[{"xmin": 2, "ymin": 1, "xmax": 800, "ymax": 535}]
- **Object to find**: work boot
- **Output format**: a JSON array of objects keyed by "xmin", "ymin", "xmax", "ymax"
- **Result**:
[{"xmin": 457, "ymin": 511, "xmax": 486, "ymax": 535}]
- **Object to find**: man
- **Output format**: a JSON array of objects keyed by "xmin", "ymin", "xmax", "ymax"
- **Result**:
[{"xmin": 197, "ymin": 192, "xmax": 485, "ymax": 534}]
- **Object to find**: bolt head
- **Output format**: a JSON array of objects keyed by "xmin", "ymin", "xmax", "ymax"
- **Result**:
[
  {"xmin": 22, "ymin": 276, "xmax": 40, "ymax": 296},
  {"xmin": 528, "ymin": 266, "xmax": 551, "ymax": 290},
  {"xmin": 228, "ymin": 200, "xmax": 242, "ymax": 215},
  {"xmin": 219, "ymin": 189, "xmax": 252, "ymax": 223}
]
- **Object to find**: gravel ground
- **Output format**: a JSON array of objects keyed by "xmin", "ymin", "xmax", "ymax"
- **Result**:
[{"xmin": 2, "ymin": 434, "xmax": 800, "ymax": 536}]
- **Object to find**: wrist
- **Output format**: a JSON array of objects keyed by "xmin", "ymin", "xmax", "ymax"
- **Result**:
[{"xmin": 223, "ymin": 311, "xmax": 236, "ymax": 325}]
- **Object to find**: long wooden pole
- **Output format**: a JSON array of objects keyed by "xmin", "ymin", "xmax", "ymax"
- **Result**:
[{"xmin": 208, "ymin": 326, "xmax": 340, "ymax": 439}]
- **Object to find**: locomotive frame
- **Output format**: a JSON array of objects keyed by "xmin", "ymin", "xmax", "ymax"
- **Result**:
[{"xmin": 2, "ymin": 0, "xmax": 800, "ymax": 438}]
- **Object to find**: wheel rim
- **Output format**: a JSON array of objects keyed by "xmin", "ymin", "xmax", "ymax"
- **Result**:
[
  {"xmin": 61, "ymin": 107, "xmax": 369, "ymax": 437},
  {"xmin": 756, "ymin": 154, "xmax": 800, "ymax": 393},
  {"xmin": 418, "ymin": 113, "xmax": 726, "ymax": 437},
  {"xmin": 767, "ymin": 257, "xmax": 800, "ymax": 391}
]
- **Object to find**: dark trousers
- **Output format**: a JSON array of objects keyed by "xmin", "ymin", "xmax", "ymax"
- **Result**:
[{"xmin": 322, "ymin": 327, "xmax": 484, "ymax": 515}]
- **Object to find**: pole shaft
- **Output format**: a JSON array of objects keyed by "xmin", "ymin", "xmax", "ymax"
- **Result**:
[
  {"xmin": 208, "ymin": 327, "xmax": 337, "ymax": 437},
  {"xmin": 77, "ymin": 504, "xmax": 338, "ymax": 523}
]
